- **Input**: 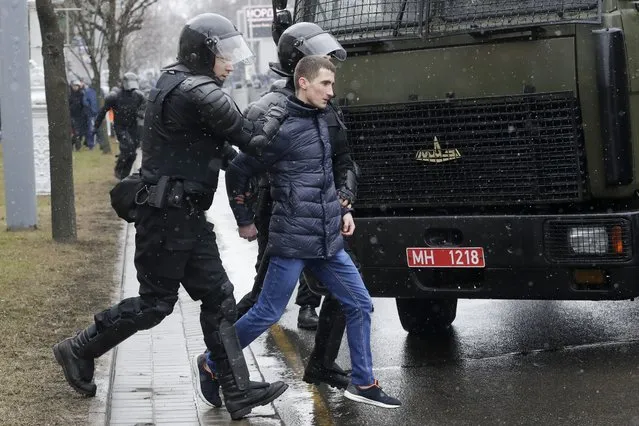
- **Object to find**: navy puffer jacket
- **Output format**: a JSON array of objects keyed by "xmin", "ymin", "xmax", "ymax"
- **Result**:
[{"xmin": 226, "ymin": 97, "xmax": 345, "ymax": 259}]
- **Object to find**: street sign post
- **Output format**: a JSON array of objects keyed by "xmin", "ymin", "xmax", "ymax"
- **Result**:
[{"xmin": 0, "ymin": 0, "xmax": 38, "ymax": 229}]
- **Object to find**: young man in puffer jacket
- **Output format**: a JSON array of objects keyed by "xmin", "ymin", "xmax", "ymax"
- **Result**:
[{"xmin": 223, "ymin": 55, "xmax": 401, "ymax": 409}]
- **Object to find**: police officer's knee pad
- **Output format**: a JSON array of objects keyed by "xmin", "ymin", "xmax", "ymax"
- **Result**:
[
  {"xmin": 136, "ymin": 296, "xmax": 177, "ymax": 330},
  {"xmin": 201, "ymin": 281, "xmax": 237, "ymax": 323},
  {"xmin": 219, "ymin": 297, "xmax": 238, "ymax": 323}
]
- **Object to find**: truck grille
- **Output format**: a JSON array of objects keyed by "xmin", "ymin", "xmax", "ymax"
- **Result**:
[{"xmin": 341, "ymin": 92, "xmax": 585, "ymax": 209}]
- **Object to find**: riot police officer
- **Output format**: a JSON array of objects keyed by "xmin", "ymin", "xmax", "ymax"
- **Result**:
[
  {"xmin": 95, "ymin": 72, "xmax": 146, "ymax": 180},
  {"xmin": 53, "ymin": 13, "xmax": 287, "ymax": 420},
  {"xmin": 193, "ymin": 22, "xmax": 359, "ymax": 407}
]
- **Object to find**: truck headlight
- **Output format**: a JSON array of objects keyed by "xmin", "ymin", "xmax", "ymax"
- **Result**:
[{"xmin": 568, "ymin": 226, "xmax": 608, "ymax": 254}]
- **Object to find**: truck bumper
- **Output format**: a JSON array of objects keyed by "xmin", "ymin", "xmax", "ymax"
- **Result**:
[{"xmin": 351, "ymin": 211, "xmax": 639, "ymax": 300}]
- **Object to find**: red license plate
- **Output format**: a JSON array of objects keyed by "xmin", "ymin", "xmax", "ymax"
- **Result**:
[{"xmin": 406, "ymin": 247, "xmax": 486, "ymax": 268}]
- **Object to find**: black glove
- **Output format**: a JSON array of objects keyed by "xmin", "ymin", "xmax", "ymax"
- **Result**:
[
  {"xmin": 338, "ymin": 188, "xmax": 355, "ymax": 206},
  {"xmin": 246, "ymin": 105, "xmax": 288, "ymax": 157},
  {"xmin": 341, "ymin": 163, "xmax": 360, "ymax": 204}
]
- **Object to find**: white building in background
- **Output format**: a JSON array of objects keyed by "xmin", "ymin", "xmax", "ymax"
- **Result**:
[{"xmin": 26, "ymin": 0, "xmax": 50, "ymax": 195}]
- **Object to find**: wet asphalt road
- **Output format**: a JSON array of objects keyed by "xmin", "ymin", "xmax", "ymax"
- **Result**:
[
  {"xmin": 211, "ymin": 180, "xmax": 639, "ymax": 425},
  {"xmin": 255, "ymin": 296, "xmax": 639, "ymax": 426}
]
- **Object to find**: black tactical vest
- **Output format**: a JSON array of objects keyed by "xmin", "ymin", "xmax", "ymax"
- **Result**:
[{"xmin": 140, "ymin": 67, "xmax": 228, "ymax": 191}]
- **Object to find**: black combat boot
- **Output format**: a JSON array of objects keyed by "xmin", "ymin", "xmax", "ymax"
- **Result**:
[
  {"xmin": 52, "ymin": 325, "xmax": 99, "ymax": 396},
  {"xmin": 217, "ymin": 360, "xmax": 288, "ymax": 420},
  {"xmin": 53, "ymin": 323, "xmax": 136, "ymax": 397},
  {"xmin": 303, "ymin": 358, "xmax": 350, "ymax": 389},
  {"xmin": 297, "ymin": 305, "xmax": 319, "ymax": 330}
]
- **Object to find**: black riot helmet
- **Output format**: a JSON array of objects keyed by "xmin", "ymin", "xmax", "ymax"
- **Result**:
[
  {"xmin": 272, "ymin": 22, "xmax": 346, "ymax": 77},
  {"xmin": 121, "ymin": 72, "xmax": 139, "ymax": 91},
  {"xmin": 177, "ymin": 13, "xmax": 254, "ymax": 75}
]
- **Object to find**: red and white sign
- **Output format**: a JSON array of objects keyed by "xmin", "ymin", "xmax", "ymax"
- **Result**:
[
  {"xmin": 406, "ymin": 247, "xmax": 486, "ymax": 268},
  {"xmin": 245, "ymin": 6, "xmax": 274, "ymax": 23}
]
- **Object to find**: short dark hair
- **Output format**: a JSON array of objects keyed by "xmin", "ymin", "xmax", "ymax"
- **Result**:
[{"xmin": 293, "ymin": 55, "xmax": 336, "ymax": 90}]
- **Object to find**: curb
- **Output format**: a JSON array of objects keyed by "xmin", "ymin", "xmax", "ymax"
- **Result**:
[{"xmin": 88, "ymin": 220, "xmax": 130, "ymax": 426}]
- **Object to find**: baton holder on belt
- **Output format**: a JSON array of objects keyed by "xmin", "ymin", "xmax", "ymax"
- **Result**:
[{"xmin": 147, "ymin": 176, "xmax": 169, "ymax": 209}]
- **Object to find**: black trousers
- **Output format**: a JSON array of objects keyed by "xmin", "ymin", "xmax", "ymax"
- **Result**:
[
  {"xmin": 71, "ymin": 115, "xmax": 88, "ymax": 151},
  {"xmin": 114, "ymin": 124, "xmax": 139, "ymax": 179},
  {"xmin": 93, "ymin": 202, "xmax": 238, "ymax": 366}
]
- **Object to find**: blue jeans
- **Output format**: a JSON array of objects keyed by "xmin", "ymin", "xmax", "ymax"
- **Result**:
[{"xmin": 235, "ymin": 249, "xmax": 374, "ymax": 386}]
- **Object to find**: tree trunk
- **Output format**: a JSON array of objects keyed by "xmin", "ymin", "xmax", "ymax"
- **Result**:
[
  {"xmin": 35, "ymin": 0, "xmax": 77, "ymax": 243},
  {"xmin": 106, "ymin": 0, "xmax": 121, "ymax": 90},
  {"xmin": 107, "ymin": 43, "xmax": 123, "ymax": 90},
  {"xmin": 105, "ymin": 0, "xmax": 120, "ymax": 155},
  {"xmin": 91, "ymin": 68, "xmax": 111, "ymax": 154}
]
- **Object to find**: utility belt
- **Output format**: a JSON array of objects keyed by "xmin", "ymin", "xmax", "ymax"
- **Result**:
[
  {"xmin": 140, "ymin": 176, "xmax": 213, "ymax": 211},
  {"xmin": 111, "ymin": 174, "xmax": 214, "ymax": 223}
]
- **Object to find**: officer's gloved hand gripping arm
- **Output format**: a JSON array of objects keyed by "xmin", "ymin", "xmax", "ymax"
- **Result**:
[
  {"xmin": 194, "ymin": 85, "xmax": 287, "ymax": 157},
  {"xmin": 219, "ymin": 142, "xmax": 238, "ymax": 170}
]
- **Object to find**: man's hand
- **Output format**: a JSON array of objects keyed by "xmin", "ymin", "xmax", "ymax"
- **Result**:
[
  {"xmin": 341, "ymin": 212, "xmax": 355, "ymax": 236},
  {"xmin": 339, "ymin": 197, "xmax": 352, "ymax": 209},
  {"xmin": 238, "ymin": 223, "xmax": 258, "ymax": 241}
]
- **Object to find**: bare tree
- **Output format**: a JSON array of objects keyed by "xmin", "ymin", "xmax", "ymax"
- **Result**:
[
  {"xmin": 65, "ymin": 0, "xmax": 111, "ymax": 153},
  {"xmin": 65, "ymin": 0, "xmax": 157, "ymax": 153},
  {"xmin": 121, "ymin": 1, "xmax": 255, "ymax": 74},
  {"xmin": 35, "ymin": 0, "xmax": 77, "ymax": 243},
  {"xmin": 65, "ymin": 2, "xmax": 107, "ymax": 88},
  {"xmin": 101, "ymin": 0, "xmax": 159, "ymax": 89},
  {"xmin": 122, "ymin": 2, "xmax": 183, "ymax": 73}
]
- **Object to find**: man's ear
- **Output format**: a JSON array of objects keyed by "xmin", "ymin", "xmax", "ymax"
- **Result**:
[{"xmin": 298, "ymin": 76, "xmax": 308, "ymax": 90}]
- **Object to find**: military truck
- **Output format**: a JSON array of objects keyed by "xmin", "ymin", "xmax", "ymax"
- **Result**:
[{"xmin": 272, "ymin": 0, "xmax": 639, "ymax": 334}]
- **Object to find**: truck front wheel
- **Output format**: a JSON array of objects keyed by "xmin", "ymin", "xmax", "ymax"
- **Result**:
[{"xmin": 395, "ymin": 298, "xmax": 458, "ymax": 334}]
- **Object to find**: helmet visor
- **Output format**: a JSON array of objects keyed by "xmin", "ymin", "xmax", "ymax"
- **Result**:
[
  {"xmin": 296, "ymin": 32, "xmax": 347, "ymax": 61},
  {"xmin": 213, "ymin": 34, "xmax": 255, "ymax": 65}
]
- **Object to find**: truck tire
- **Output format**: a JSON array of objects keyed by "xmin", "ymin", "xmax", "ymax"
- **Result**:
[{"xmin": 395, "ymin": 298, "xmax": 457, "ymax": 334}]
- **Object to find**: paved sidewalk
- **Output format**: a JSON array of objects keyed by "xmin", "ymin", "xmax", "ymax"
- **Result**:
[{"xmin": 96, "ymin": 222, "xmax": 283, "ymax": 426}]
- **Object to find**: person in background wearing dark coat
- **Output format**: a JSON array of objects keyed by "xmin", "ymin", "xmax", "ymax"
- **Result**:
[
  {"xmin": 69, "ymin": 79, "xmax": 87, "ymax": 151},
  {"xmin": 222, "ymin": 55, "xmax": 401, "ymax": 409},
  {"xmin": 81, "ymin": 78, "xmax": 99, "ymax": 149}
]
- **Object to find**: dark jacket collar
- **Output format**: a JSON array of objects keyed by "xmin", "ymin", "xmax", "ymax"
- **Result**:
[
  {"xmin": 286, "ymin": 96, "xmax": 323, "ymax": 118},
  {"xmin": 161, "ymin": 62, "xmax": 224, "ymax": 86}
]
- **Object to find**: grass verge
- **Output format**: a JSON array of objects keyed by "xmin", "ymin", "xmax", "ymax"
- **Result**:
[{"xmin": 0, "ymin": 142, "xmax": 121, "ymax": 425}]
